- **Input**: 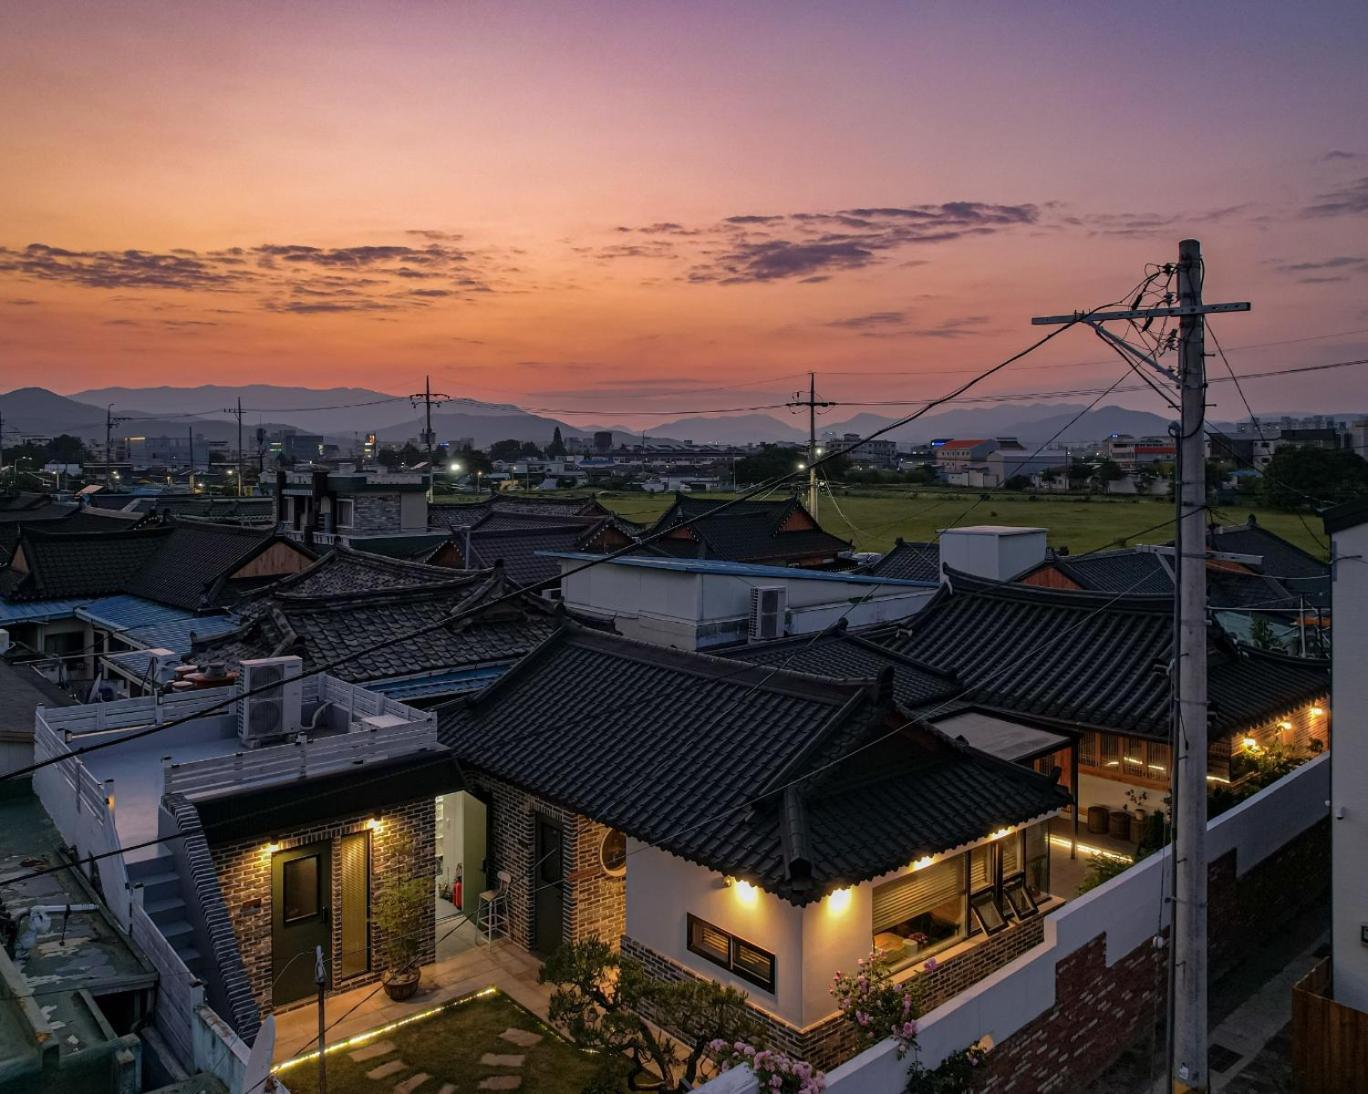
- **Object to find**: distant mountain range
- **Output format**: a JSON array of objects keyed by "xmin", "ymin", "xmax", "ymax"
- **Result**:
[{"xmin": 0, "ymin": 383, "xmax": 1264, "ymax": 452}]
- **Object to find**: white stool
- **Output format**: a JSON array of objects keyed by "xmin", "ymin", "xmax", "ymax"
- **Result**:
[{"xmin": 476, "ymin": 870, "xmax": 511, "ymax": 944}]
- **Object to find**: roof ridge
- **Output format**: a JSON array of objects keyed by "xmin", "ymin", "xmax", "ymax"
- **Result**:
[{"xmin": 944, "ymin": 565, "xmax": 1174, "ymax": 612}]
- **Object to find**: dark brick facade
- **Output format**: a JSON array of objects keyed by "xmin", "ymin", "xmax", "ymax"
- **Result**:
[
  {"xmin": 973, "ymin": 818, "xmax": 1330, "ymax": 1093},
  {"xmin": 206, "ymin": 796, "xmax": 436, "ymax": 1017},
  {"xmin": 472, "ymin": 772, "xmax": 626, "ymax": 953}
]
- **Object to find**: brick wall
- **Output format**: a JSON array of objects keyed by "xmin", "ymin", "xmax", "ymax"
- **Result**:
[
  {"xmin": 973, "ymin": 818, "xmax": 1330, "ymax": 1093},
  {"xmin": 352, "ymin": 493, "xmax": 400, "ymax": 533},
  {"xmin": 207, "ymin": 796, "xmax": 436, "ymax": 1018},
  {"xmin": 621, "ymin": 918, "xmax": 1045, "ymax": 1074},
  {"xmin": 475, "ymin": 772, "xmax": 626, "ymax": 954}
]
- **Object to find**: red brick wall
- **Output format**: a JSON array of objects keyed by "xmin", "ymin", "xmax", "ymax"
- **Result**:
[
  {"xmin": 973, "ymin": 818, "xmax": 1330, "ymax": 1093},
  {"xmin": 208, "ymin": 796, "xmax": 436, "ymax": 1018},
  {"xmin": 474, "ymin": 772, "xmax": 626, "ymax": 953}
]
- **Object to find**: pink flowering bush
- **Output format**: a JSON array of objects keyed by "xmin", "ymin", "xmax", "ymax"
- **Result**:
[
  {"xmin": 709, "ymin": 1040, "xmax": 825, "ymax": 1094},
  {"xmin": 829, "ymin": 949, "xmax": 924, "ymax": 1058}
]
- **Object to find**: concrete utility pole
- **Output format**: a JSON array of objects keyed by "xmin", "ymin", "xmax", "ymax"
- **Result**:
[
  {"xmin": 1032, "ymin": 240, "xmax": 1249, "ymax": 1094},
  {"xmin": 408, "ymin": 374, "xmax": 450, "ymax": 500},
  {"xmin": 104, "ymin": 404, "xmax": 130, "ymax": 485},
  {"xmin": 787, "ymin": 373, "xmax": 832, "ymax": 517},
  {"xmin": 1171, "ymin": 238, "xmax": 1211, "ymax": 1093},
  {"xmin": 236, "ymin": 397, "xmax": 244, "ymax": 497}
]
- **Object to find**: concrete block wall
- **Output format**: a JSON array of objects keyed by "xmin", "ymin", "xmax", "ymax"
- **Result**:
[{"xmin": 207, "ymin": 796, "xmax": 436, "ymax": 1018}]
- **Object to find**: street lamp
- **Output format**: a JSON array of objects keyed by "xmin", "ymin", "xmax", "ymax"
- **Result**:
[{"xmin": 448, "ymin": 461, "xmax": 463, "ymax": 474}]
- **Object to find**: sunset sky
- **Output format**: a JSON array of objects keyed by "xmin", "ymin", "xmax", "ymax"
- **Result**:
[{"xmin": 3, "ymin": 1, "xmax": 1367, "ymax": 429}]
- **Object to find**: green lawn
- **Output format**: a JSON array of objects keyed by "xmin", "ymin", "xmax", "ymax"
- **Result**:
[
  {"xmin": 590, "ymin": 489, "xmax": 1328, "ymax": 559},
  {"xmin": 277, "ymin": 991, "xmax": 601, "ymax": 1094}
]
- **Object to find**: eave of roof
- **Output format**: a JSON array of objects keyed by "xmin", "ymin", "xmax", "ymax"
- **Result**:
[{"xmin": 547, "ymin": 551, "xmax": 936, "ymax": 586}]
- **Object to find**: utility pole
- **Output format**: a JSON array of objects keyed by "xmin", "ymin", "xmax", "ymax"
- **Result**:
[
  {"xmin": 104, "ymin": 404, "xmax": 130, "ymax": 485},
  {"xmin": 315, "ymin": 944, "xmax": 328, "ymax": 1094},
  {"xmin": 786, "ymin": 372, "xmax": 832, "ymax": 517},
  {"xmin": 408, "ymin": 375, "xmax": 450, "ymax": 500},
  {"xmin": 236, "ymin": 397, "xmax": 244, "ymax": 497},
  {"xmin": 1033, "ymin": 240, "xmax": 1248, "ymax": 1094}
]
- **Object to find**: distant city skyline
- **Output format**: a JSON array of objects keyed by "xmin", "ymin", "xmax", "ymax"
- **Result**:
[{"xmin": 3, "ymin": 1, "xmax": 1368, "ymax": 430}]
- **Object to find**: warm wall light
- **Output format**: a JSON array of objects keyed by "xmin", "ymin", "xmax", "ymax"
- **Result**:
[
  {"xmin": 1278, "ymin": 721, "xmax": 1293, "ymax": 731},
  {"xmin": 988, "ymin": 827, "xmax": 1012, "ymax": 841},
  {"xmin": 264, "ymin": 841, "xmax": 280, "ymax": 854},
  {"xmin": 1311, "ymin": 707, "xmax": 1325, "ymax": 717},
  {"xmin": 366, "ymin": 817, "xmax": 381, "ymax": 831},
  {"xmin": 827, "ymin": 887, "xmax": 852, "ymax": 915},
  {"xmin": 911, "ymin": 855, "xmax": 934, "ymax": 871},
  {"xmin": 734, "ymin": 880, "xmax": 759, "ymax": 907},
  {"xmin": 1241, "ymin": 736, "xmax": 1259, "ymax": 752}
]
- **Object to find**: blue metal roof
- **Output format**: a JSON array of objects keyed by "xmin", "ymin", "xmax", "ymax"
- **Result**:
[
  {"xmin": 76, "ymin": 595, "xmax": 196, "ymax": 632},
  {"xmin": 124, "ymin": 614, "xmax": 241, "ymax": 655},
  {"xmin": 367, "ymin": 664, "xmax": 509, "ymax": 701},
  {"xmin": 76, "ymin": 595, "xmax": 241, "ymax": 655},
  {"xmin": 543, "ymin": 551, "xmax": 939, "ymax": 588},
  {"xmin": 0, "ymin": 598, "xmax": 88, "ymax": 624}
]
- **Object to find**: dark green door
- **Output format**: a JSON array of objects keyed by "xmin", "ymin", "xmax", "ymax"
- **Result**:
[
  {"xmin": 533, "ymin": 817, "xmax": 564, "ymax": 957},
  {"xmin": 272, "ymin": 842, "xmax": 331, "ymax": 1007}
]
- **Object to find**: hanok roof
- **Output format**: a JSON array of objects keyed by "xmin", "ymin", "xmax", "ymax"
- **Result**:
[
  {"xmin": 638, "ymin": 494, "xmax": 850, "ymax": 566},
  {"xmin": 726, "ymin": 623, "xmax": 960, "ymax": 710},
  {"xmin": 194, "ymin": 558, "xmax": 558, "ymax": 688},
  {"xmin": 454, "ymin": 521, "xmax": 628, "ymax": 586},
  {"xmin": 238, "ymin": 543, "xmax": 470, "ymax": 598},
  {"xmin": 1201, "ymin": 516, "xmax": 1330, "ymax": 607},
  {"xmin": 438, "ymin": 625, "xmax": 1069, "ymax": 904},
  {"xmin": 0, "ymin": 526, "xmax": 171, "ymax": 601},
  {"xmin": 0, "ymin": 503, "xmax": 144, "ymax": 560},
  {"xmin": 120, "ymin": 521, "xmax": 308, "ymax": 611},
  {"xmin": 0, "ymin": 661, "xmax": 74, "ymax": 742},
  {"xmin": 428, "ymin": 493, "xmax": 614, "ymax": 531},
  {"xmin": 865, "ymin": 538, "xmax": 941, "ymax": 582},
  {"xmin": 874, "ymin": 570, "xmax": 1329, "ymax": 739},
  {"xmin": 1018, "ymin": 547, "xmax": 1301, "ymax": 611}
]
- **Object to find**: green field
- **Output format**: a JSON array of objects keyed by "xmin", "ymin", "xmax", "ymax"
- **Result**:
[{"xmin": 590, "ymin": 488, "xmax": 1328, "ymax": 559}]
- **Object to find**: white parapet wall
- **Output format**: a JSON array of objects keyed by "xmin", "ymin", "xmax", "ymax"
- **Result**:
[{"xmin": 698, "ymin": 753, "xmax": 1330, "ymax": 1093}]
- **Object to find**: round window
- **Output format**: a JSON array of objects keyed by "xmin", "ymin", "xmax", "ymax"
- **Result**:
[{"xmin": 600, "ymin": 829, "xmax": 627, "ymax": 876}]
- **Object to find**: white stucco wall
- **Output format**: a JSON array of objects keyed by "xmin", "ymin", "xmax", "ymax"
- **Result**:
[
  {"xmin": 1331, "ymin": 516, "xmax": 1368, "ymax": 1009},
  {"xmin": 561, "ymin": 560, "xmax": 935, "ymax": 652},
  {"xmin": 625, "ymin": 842, "xmax": 805, "ymax": 1023}
]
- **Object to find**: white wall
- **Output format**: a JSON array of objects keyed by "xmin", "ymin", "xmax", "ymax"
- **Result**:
[
  {"xmin": 938, "ymin": 527, "xmax": 1047, "ymax": 582},
  {"xmin": 626, "ymin": 842, "xmax": 805, "ymax": 1024},
  {"xmin": 1331, "ymin": 517, "xmax": 1368, "ymax": 1008},
  {"xmin": 696, "ymin": 754, "xmax": 1330, "ymax": 1092},
  {"xmin": 563, "ymin": 560, "xmax": 935, "ymax": 652}
]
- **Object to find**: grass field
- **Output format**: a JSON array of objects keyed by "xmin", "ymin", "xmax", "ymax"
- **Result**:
[{"xmin": 590, "ymin": 488, "xmax": 1329, "ymax": 559}]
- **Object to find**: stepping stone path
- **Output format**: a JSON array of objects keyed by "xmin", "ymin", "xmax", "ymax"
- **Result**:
[
  {"xmin": 477, "ymin": 1078, "xmax": 522, "ymax": 1091},
  {"xmin": 437, "ymin": 1086, "xmax": 456, "ymax": 1094},
  {"xmin": 499, "ymin": 1027, "xmax": 543, "ymax": 1048},
  {"xmin": 479, "ymin": 1053, "xmax": 525, "ymax": 1068},
  {"xmin": 394, "ymin": 1074, "xmax": 430, "ymax": 1093},
  {"xmin": 350, "ymin": 1040, "xmax": 395, "ymax": 1062},
  {"xmin": 367, "ymin": 1059, "xmax": 407, "ymax": 1080}
]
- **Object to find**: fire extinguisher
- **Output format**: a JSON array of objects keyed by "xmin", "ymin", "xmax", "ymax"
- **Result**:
[{"xmin": 454, "ymin": 862, "xmax": 463, "ymax": 910}]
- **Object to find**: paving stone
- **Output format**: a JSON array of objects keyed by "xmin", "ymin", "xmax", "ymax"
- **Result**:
[
  {"xmin": 498, "ymin": 1027, "xmax": 543, "ymax": 1048},
  {"xmin": 479, "ymin": 1052, "xmax": 526, "ymax": 1068},
  {"xmin": 477, "ymin": 1078, "xmax": 523, "ymax": 1091},
  {"xmin": 437, "ymin": 1086, "xmax": 456, "ymax": 1094},
  {"xmin": 367, "ymin": 1059, "xmax": 407, "ymax": 1080},
  {"xmin": 394, "ymin": 1073, "xmax": 430, "ymax": 1094},
  {"xmin": 349, "ymin": 1039, "xmax": 395, "ymax": 1062}
]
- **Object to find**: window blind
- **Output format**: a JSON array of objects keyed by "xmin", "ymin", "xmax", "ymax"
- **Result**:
[
  {"xmin": 872, "ymin": 857, "xmax": 963, "ymax": 932},
  {"xmin": 339, "ymin": 832, "xmax": 370, "ymax": 978},
  {"xmin": 969, "ymin": 846, "xmax": 992, "ymax": 891},
  {"xmin": 1002, "ymin": 834, "xmax": 1022, "ymax": 877}
]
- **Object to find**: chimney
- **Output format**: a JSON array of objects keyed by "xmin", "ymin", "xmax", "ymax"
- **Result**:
[{"xmin": 937, "ymin": 525, "xmax": 1048, "ymax": 583}]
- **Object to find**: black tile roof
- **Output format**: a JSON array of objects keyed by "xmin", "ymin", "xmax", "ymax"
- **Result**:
[
  {"xmin": 1028, "ymin": 548, "xmax": 1301, "ymax": 611},
  {"xmin": 428, "ymin": 494, "xmax": 614, "ymax": 531},
  {"xmin": 0, "ymin": 526, "xmax": 172, "ymax": 600},
  {"xmin": 438, "ymin": 625, "xmax": 1069, "ymax": 904},
  {"xmin": 865, "ymin": 539, "xmax": 940, "ymax": 582},
  {"xmin": 0, "ymin": 505, "xmax": 144, "ymax": 561},
  {"xmin": 0, "ymin": 661, "xmax": 74, "ymax": 738},
  {"xmin": 726, "ymin": 623, "xmax": 961, "ymax": 710},
  {"xmin": 268, "ymin": 545, "xmax": 480, "ymax": 598},
  {"xmin": 195, "ymin": 561, "xmax": 558, "ymax": 685},
  {"xmin": 121, "ymin": 521, "xmax": 301, "ymax": 611},
  {"xmin": 1201, "ymin": 517, "xmax": 1330, "ymax": 608},
  {"xmin": 458, "ymin": 522, "xmax": 620, "ymax": 586},
  {"xmin": 638, "ymin": 494, "xmax": 850, "ymax": 566},
  {"xmin": 874, "ymin": 569, "xmax": 1329, "ymax": 739}
]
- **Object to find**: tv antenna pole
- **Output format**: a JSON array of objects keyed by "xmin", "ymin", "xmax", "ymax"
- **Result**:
[{"xmin": 1034, "ymin": 240, "xmax": 1249, "ymax": 1094}]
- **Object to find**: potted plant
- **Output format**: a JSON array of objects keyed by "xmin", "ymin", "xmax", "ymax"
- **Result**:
[
  {"xmin": 1124, "ymin": 788, "xmax": 1150, "ymax": 843},
  {"xmin": 374, "ymin": 834, "xmax": 434, "ymax": 1001}
]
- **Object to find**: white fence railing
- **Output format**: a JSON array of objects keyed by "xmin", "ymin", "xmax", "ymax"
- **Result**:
[
  {"xmin": 31, "ymin": 707, "xmax": 131, "ymax": 928},
  {"xmin": 306, "ymin": 674, "xmax": 434, "ymax": 725},
  {"xmin": 39, "ymin": 686, "xmax": 239, "ymax": 736},
  {"xmin": 130, "ymin": 899, "xmax": 199, "ymax": 1065},
  {"xmin": 699, "ymin": 754, "xmax": 1332, "ymax": 1094},
  {"xmin": 165, "ymin": 720, "xmax": 439, "ymax": 799}
]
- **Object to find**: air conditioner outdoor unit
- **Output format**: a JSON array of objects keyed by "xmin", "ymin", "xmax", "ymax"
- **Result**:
[
  {"xmin": 748, "ymin": 585, "xmax": 787, "ymax": 642},
  {"xmin": 237, "ymin": 655, "xmax": 304, "ymax": 746},
  {"xmin": 144, "ymin": 648, "xmax": 182, "ymax": 686}
]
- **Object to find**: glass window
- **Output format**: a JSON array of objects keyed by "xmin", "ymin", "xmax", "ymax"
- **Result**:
[
  {"xmin": 686, "ymin": 914, "xmax": 775, "ymax": 993},
  {"xmin": 1001, "ymin": 833, "xmax": 1022, "ymax": 878},
  {"xmin": 970, "ymin": 890, "xmax": 1007, "ymax": 934},
  {"xmin": 1024, "ymin": 824, "xmax": 1051, "ymax": 902},
  {"xmin": 283, "ymin": 855, "xmax": 320, "ymax": 923},
  {"xmin": 599, "ymin": 829, "xmax": 627, "ymax": 876},
  {"xmin": 872, "ymin": 857, "xmax": 967, "ymax": 966},
  {"xmin": 1003, "ymin": 876, "xmax": 1039, "ymax": 920}
]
